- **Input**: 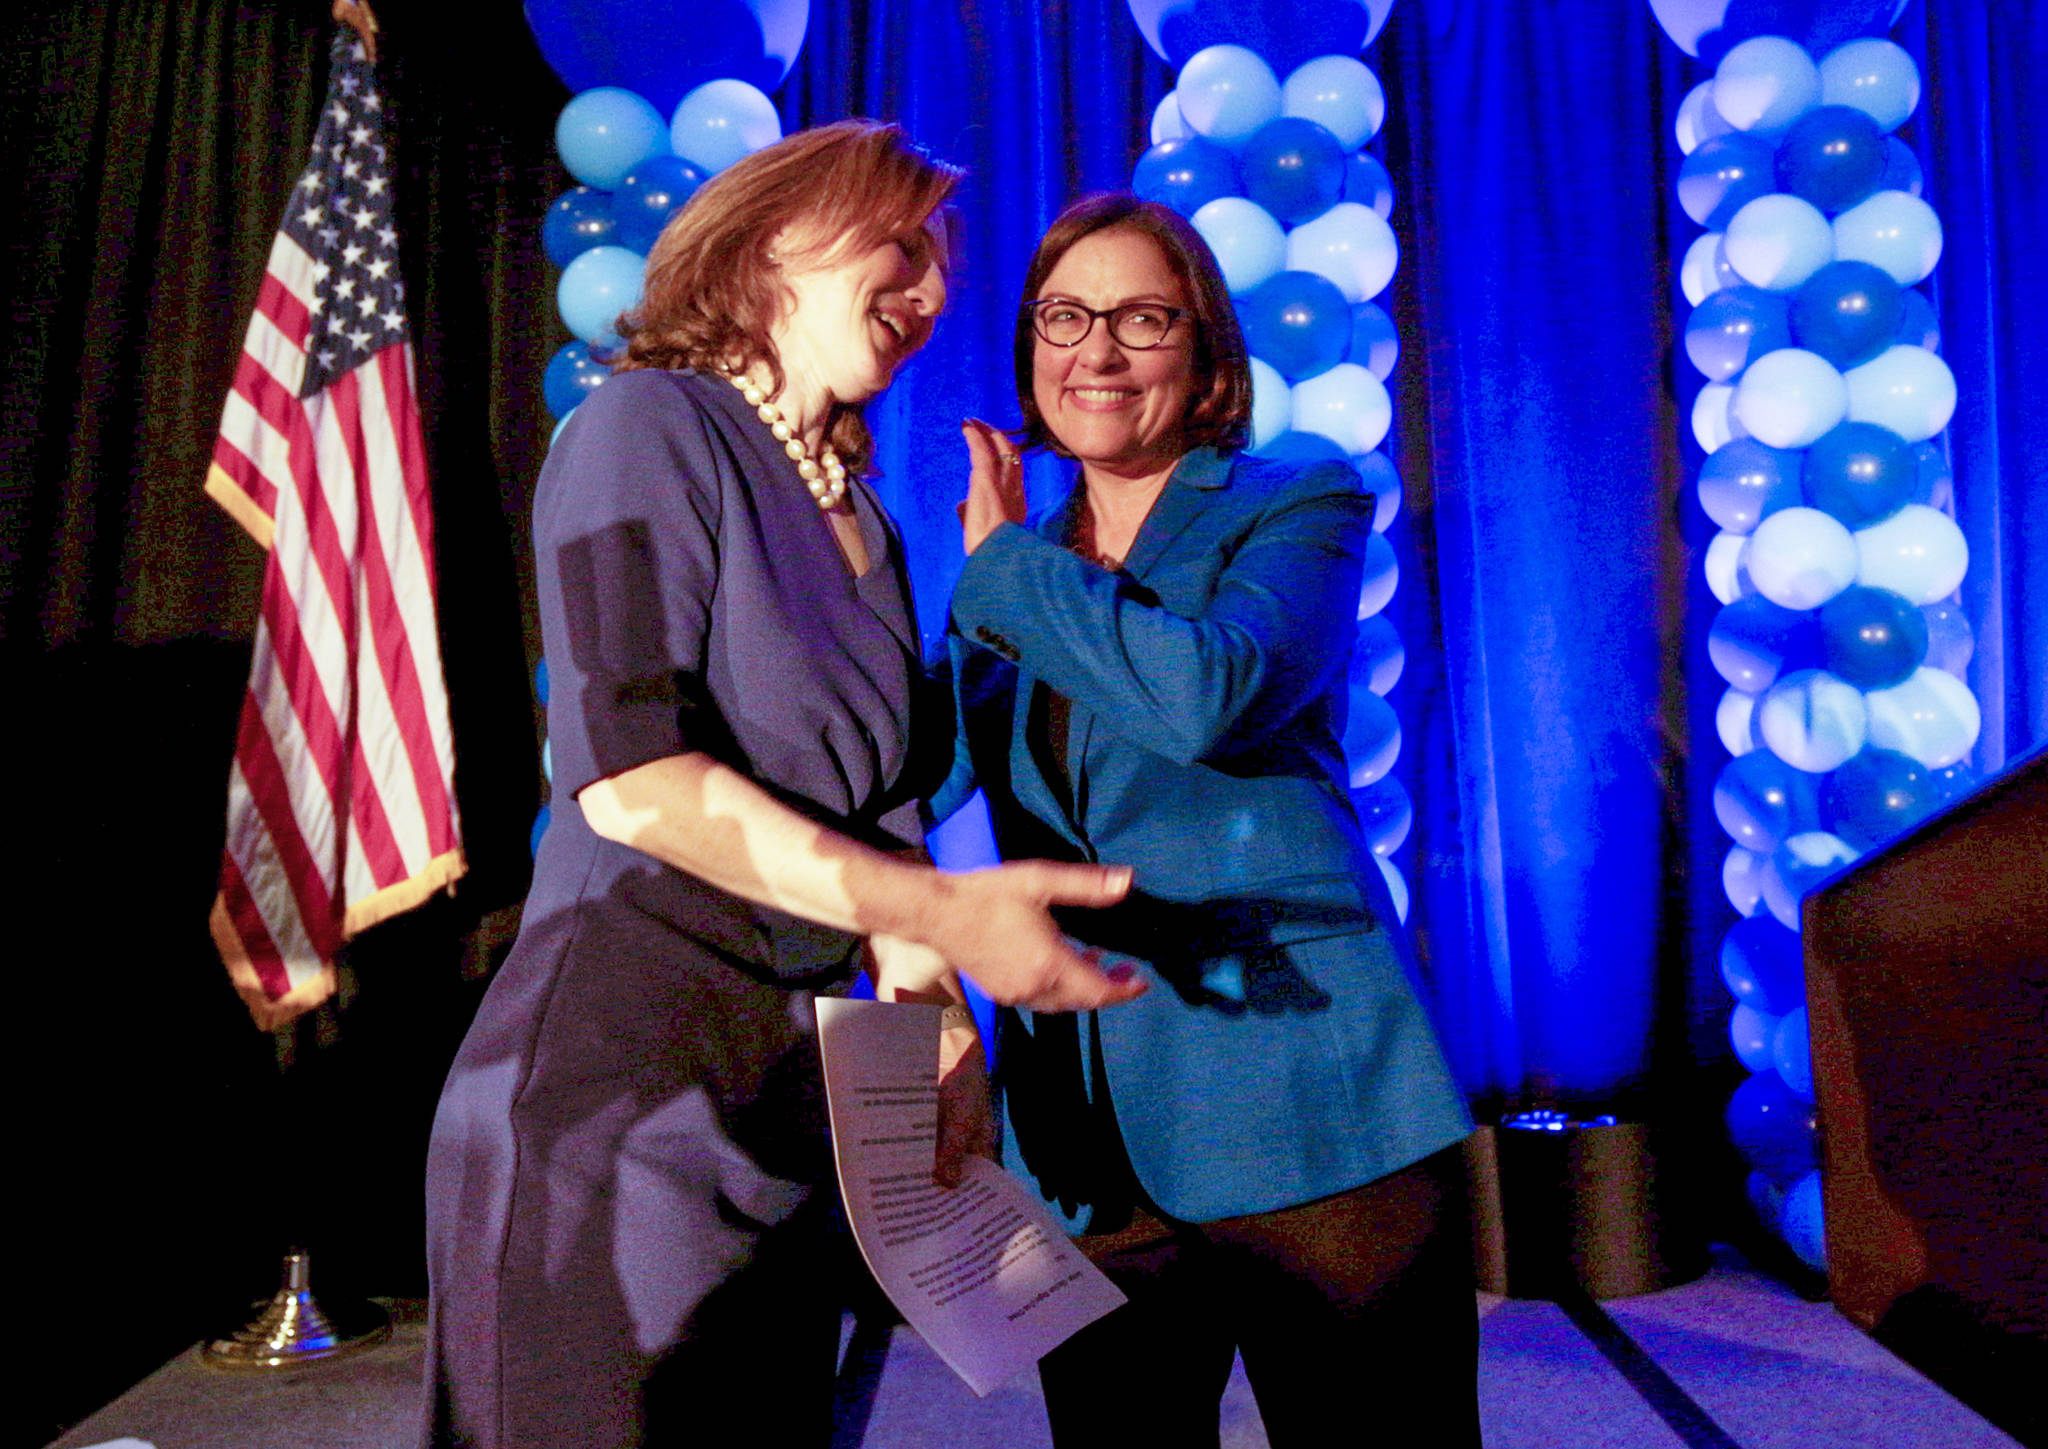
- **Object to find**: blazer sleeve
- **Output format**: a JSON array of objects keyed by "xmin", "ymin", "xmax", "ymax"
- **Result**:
[{"xmin": 949, "ymin": 460, "xmax": 1370, "ymax": 768}]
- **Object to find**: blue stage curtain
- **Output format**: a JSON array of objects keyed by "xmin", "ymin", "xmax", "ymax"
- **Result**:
[{"xmin": 772, "ymin": 0, "xmax": 2040, "ymax": 1115}]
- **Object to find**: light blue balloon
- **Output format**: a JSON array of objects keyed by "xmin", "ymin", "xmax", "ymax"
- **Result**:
[
  {"xmin": 1190, "ymin": 196, "xmax": 1286, "ymax": 294},
  {"xmin": 1352, "ymin": 613, "xmax": 1404, "ymax": 696},
  {"xmin": 1713, "ymin": 36, "xmax": 1820, "ymax": 135},
  {"xmin": 1833, "ymin": 191, "xmax": 1942, "ymax": 286},
  {"xmin": 1356, "ymin": 530, "xmax": 1398, "ymax": 620},
  {"xmin": 669, "ymin": 79, "xmax": 782, "ymax": 174},
  {"xmin": 556, "ymin": 87, "xmax": 669, "ymax": 192},
  {"xmin": 1730, "ymin": 1002, "xmax": 1781, "ymax": 1075},
  {"xmin": 1292, "ymin": 361, "xmax": 1390, "ymax": 457},
  {"xmin": 1764, "ymin": 830, "xmax": 1860, "ymax": 930},
  {"xmin": 1723, "ymin": 193, "xmax": 1835, "ymax": 293},
  {"xmin": 1773, "ymin": 1005, "xmax": 1814, "ymax": 1099},
  {"xmin": 1354, "ymin": 450, "xmax": 1401, "ymax": 533},
  {"xmin": 1723, "ymin": 844, "xmax": 1768, "ymax": 916},
  {"xmin": 1348, "ymin": 302, "xmax": 1397, "ymax": 379},
  {"xmin": 1757, "ymin": 669, "xmax": 1867, "ymax": 773},
  {"xmin": 1351, "ymin": 773, "xmax": 1412, "ymax": 857},
  {"xmin": 1176, "ymin": 44, "xmax": 1282, "ymax": 149},
  {"xmin": 558, "ymin": 244, "xmax": 647, "ymax": 348},
  {"xmin": 1819, "ymin": 38, "xmax": 1921, "ymax": 132},
  {"xmin": 1779, "ymin": 1169, "xmax": 1827, "ymax": 1270},
  {"xmin": 1280, "ymin": 54, "xmax": 1385, "ymax": 151},
  {"xmin": 1922, "ymin": 601, "xmax": 1973, "ymax": 677},
  {"xmin": 1286, "ymin": 201, "xmax": 1398, "ymax": 303},
  {"xmin": 1844, "ymin": 345, "xmax": 1956, "ymax": 443},
  {"xmin": 1247, "ymin": 356, "xmax": 1290, "ymax": 450},
  {"xmin": 1341, "ymin": 686, "xmax": 1400, "ymax": 787}
]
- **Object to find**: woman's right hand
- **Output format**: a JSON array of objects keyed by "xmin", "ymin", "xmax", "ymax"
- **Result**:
[
  {"xmin": 959, "ymin": 418, "xmax": 1027, "ymax": 556},
  {"xmin": 923, "ymin": 860, "xmax": 1146, "ymax": 1011}
]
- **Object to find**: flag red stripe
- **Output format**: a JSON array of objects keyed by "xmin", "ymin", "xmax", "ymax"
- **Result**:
[
  {"xmin": 217, "ymin": 852, "xmax": 294, "ymax": 1001},
  {"xmin": 211, "ymin": 434, "xmax": 279, "ymax": 520},
  {"xmin": 231, "ymin": 659, "xmax": 341, "ymax": 956},
  {"xmin": 256, "ymin": 270, "xmax": 312, "ymax": 345}
]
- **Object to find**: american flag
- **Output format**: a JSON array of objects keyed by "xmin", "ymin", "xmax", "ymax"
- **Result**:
[{"xmin": 205, "ymin": 28, "xmax": 464, "ymax": 1030}]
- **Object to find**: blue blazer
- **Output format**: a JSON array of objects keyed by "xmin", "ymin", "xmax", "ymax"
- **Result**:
[{"xmin": 942, "ymin": 446, "xmax": 1470, "ymax": 1225}]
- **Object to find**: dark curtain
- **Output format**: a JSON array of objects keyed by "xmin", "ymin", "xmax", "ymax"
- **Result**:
[{"xmin": 2, "ymin": 0, "xmax": 2038, "ymax": 1440}]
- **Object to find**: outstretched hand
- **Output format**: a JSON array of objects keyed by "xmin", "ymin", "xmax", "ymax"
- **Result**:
[
  {"xmin": 924, "ymin": 860, "xmax": 1146, "ymax": 1012},
  {"xmin": 959, "ymin": 418, "xmax": 1027, "ymax": 556}
]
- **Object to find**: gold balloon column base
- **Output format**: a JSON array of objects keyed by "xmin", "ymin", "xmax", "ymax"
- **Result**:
[{"xmin": 201, "ymin": 1249, "xmax": 391, "ymax": 1370}]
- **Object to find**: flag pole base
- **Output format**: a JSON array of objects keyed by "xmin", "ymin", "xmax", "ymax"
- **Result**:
[{"xmin": 200, "ymin": 1249, "xmax": 391, "ymax": 1370}]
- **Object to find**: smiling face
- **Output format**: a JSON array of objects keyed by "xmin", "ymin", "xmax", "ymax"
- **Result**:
[
  {"xmin": 1030, "ymin": 226, "xmax": 1202, "ymax": 482},
  {"xmin": 772, "ymin": 222, "xmax": 947, "ymax": 411}
]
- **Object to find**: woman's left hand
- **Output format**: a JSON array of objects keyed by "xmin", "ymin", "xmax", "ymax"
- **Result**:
[{"xmin": 960, "ymin": 418, "xmax": 1026, "ymax": 555}]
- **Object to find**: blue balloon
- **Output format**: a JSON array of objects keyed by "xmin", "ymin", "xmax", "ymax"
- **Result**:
[
  {"xmin": 1350, "ymin": 773, "xmax": 1412, "ymax": 856},
  {"xmin": 1879, "ymin": 136, "xmax": 1923, "ymax": 197},
  {"xmin": 543, "ymin": 340, "xmax": 613, "ymax": 420},
  {"xmin": 1684, "ymin": 285, "xmax": 1793, "ymax": 381},
  {"xmin": 1925, "ymin": 760, "xmax": 1978, "ymax": 806},
  {"xmin": 1351, "ymin": 612, "xmax": 1404, "ymax": 695},
  {"xmin": 1921, "ymin": 600, "xmax": 1973, "ymax": 676},
  {"xmin": 530, "ymin": 802, "xmax": 552, "ymax": 858},
  {"xmin": 1895, "ymin": 287, "xmax": 1939, "ymax": 352},
  {"xmin": 1708, "ymin": 593, "xmax": 1811, "ymax": 694},
  {"xmin": 1713, "ymin": 748, "xmax": 1821, "ymax": 855},
  {"xmin": 1354, "ymin": 449, "xmax": 1401, "ymax": 532},
  {"xmin": 1775, "ymin": 105, "xmax": 1888, "ymax": 214},
  {"xmin": 1730, "ymin": 1003, "xmax": 1781, "ymax": 1074},
  {"xmin": 1347, "ymin": 302, "xmax": 1398, "ymax": 379},
  {"xmin": 1698, "ymin": 438, "xmax": 1802, "ymax": 534},
  {"xmin": 1251, "ymin": 430, "xmax": 1349, "ymax": 465},
  {"xmin": 524, "ymin": 0, "xmax": 809, "ymax": 115},
  {"xmin": 555, "ymin": 87, "xmax": 669, "ymax": 192},
  {"xmin": 1819, "ymin": 585, "xmax": 1928, "ymax": 690},
  {"xmin": 1907, "ymin": 440, "xmax": 1952, "ymax": 510},
  {"xmin": 543, "ymin": 186, "xmax": 619, "ymax": 268},
  {"xmin": 1722, "ymin": 914, "xmax": 1805, "ymax": 1016},
  {"xmin": 1126, "ymin": 0, "xmax": 1385, "ymax": 76},
  {"xmin": 1678, "ymin": 133, "xmax": 1778, "ymax": 230},
  {"xmin": 1239, "ymin": 269, "xmax": 1352, "ymax": 381},
  {"xmin": 1779, "ymin": 1168, "xmax": 1827, "ymax": 1269},
  {"xmin": 1698, "ymin": 0, "xmax": 1901, "ymax": 66},
  {"xmin": 534, "ymin": 655, "xmax": 551, "ymax": 707},
  {"xmin": 1341, "ymin": 685, "xmax": 1400, "ymax": 787},
  {"xmin": 612, "ymin": 156, "xmax": 706, "ymax": 254},
  {"xmin": 1341, "ymin": 151, "xmax": 1394, "ymax": 218},
  {"xmin": 1239, "ymin": 117, "xmax": 1347, "ymax": 226},
  {"xmin": 1789, "ymin": 261, "xmax": 1904, "ymax": 370},
  {"xmin": 1133, "ymin": 135, "xmax": 1242, "ymax": 218},
  {"xmin": 557, "ymin": 244, "xmax": 647, "ymax": 348},
  {"xmin": 1774, "ymin": 1005, "xmax": 1814, "ymax": 1098},
  {"xmin": 1803, "ymin": 420, "xmax": 1913, "ymax": 528},
  {"xmin": 1823, "ymin": 746, "xmax": 1935, "ymax": 848},
  {"xmin": 1726, "ymin": 1068, "xmax": 1820, "ymax": 1187}
]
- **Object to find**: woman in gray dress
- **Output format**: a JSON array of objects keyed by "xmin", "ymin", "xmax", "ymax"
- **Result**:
[{"xmin": 420, "ymin": 122, "xmax": 1141, "ymax": 1449}]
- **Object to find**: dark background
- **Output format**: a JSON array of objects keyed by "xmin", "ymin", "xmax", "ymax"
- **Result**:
[{"xmin": 3, "ymin": 1, "xmax": 2039, "ymax": 1443}]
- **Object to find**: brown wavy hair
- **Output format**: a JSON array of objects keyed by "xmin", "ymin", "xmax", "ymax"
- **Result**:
[
  {"xmin": 1013, "ymin": 194, "xmax": 1252, "ymax": 458},
  {"xmin": 613, "ymin": 120, "xmax": 962, "ymax": 473}
]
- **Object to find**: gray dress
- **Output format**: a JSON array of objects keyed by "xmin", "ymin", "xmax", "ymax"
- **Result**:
[{"xmin": 420, "ymin": 370, "xmax": 944, "ymax": 1448}]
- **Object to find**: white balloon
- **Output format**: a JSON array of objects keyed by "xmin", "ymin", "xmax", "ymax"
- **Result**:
[
  {"xmin": 1864, "ymin": 666, "xmax": 1981, "ymax": 767},
  {"xmin": 1714, "ymin": 37, "xmax": 1821, "ymax": 134},
  {"xmin": 1693, "ymin": 382, "xmax": 1741, "ymax": 453},
  {"xmin": 1675, "ymin": 80, "xmax": 1732, "ymax": 155},
  {"xmin": 1176, "ymin": 45, "xmax": 1283, "ymax": 148},
  {"xmin": 1190, "ymin": 196, "xmax": 1286, "ymax": 294},
  {"xmin": 1718, "ymin": 686, "xmax": 1762, "ymax": 757},
  {"xmin": 1247, "ymin": 357, "xmax": 1290, "ymax": 451},
  {"xmin": 1854, "ymin": 503, "xmax": 1969, "ymax": 603},
  {"xmin": 1724, "ymin": 194, "xmax": 1835, "ymax": 292},
  {"xmin": 1820, "ymin": 38, "xmax": 1921, "ymax": 132},
  {"xmin": 1290, "ymin": 362, "xmax": 1391, "ymax": 455},
  {"xmin": 1832, "ymin": 190, "xmax": 1943, "ymax": 286},
  {"xmin": 1733, "ymin": 348, "xmax": 1848, "ymax": 449},
  {"xmin": 1681, "ymin": 232, "xmax": 1732, "ymax": 306},
  {"xmin": 1285, "ymin": 202, "xmax": 1398, "ymax": 304},
  {"xmin": 1747, "ymin": 506, "xmax": 1857, "ymax": 609},
  {"xmin": 1844, "ymin": 345, "xmax": 1957, "ymax": 443},
  {"xmin": 1763, "ymin": 830, "xmax": 1860, "ymax": 930},
  {"xmin": 1356, "ymin": 531, "xmax": 1399, "ymax": 620},
  {"xmin": 1374, "ymin": 853, "xmax": 1410, "ymax": 925},
  {"xmin": 1759, "ymin": 669, "xmax": 1869, "ymax": 772},
  {"xmin": 1704, "ymin": 529, "xmax": 1753, "ymax": 606},
  {"xmin": 1151, "ymin": 92, "xmax": 1190, "ymax": 145},
  {"xmin": 1724, "ymin": 845, "xmax": 1769, "ymax": 917},
  {"xmin": 1280, "ymin": 55, "xmax": 1385, "ymax": 151}
]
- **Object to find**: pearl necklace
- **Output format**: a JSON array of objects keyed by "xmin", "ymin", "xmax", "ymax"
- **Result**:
[{"xmin": 718, "ymin": 369, "xmax": 848, "ymax": 510}]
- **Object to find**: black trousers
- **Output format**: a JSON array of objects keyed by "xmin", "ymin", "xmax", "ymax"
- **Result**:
[{"xmin": 1035, "ymin": 1146, "xmax": 1481, "ymax": 1449}]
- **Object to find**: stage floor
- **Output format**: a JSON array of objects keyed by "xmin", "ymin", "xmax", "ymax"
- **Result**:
[{"xmin": 46, "ymin": 1247, "xmax": 2018, "ymax": 1449}]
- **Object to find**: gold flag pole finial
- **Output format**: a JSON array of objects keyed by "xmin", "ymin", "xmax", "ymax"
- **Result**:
[{"xmin": 332, "ymin": 0, "xmax": 379, "ymax": 63}]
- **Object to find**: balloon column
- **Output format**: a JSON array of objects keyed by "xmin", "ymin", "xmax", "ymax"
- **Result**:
[
  {"xmin": 527, "ymin": 0, "xmax": 810, "ymax": 853},
  {"xmin": 1654, "ymin": 2, "xmax": 1976, "ymax": 1273},
  {"xmin": 1128, "ymin": 1, "xmax": 1412, "ymax": 916}
]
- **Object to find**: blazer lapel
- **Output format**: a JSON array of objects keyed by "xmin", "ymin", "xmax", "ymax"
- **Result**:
[{"xmin": 1119, "ymin": 446, "xmax": 1233, "ymax": 579}]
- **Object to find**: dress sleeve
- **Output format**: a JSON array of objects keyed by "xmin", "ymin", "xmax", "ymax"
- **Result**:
[
  {"xmin": 949, "ymin": 460, "xmax": 1370, "ymax": 768},
  {"xmin": 532, "ymin": 372, "xmax": 725, "ymax": 800}
]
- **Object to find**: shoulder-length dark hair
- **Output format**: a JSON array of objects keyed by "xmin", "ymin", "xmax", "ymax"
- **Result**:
[
  {"xmin": 614, "ymin": 120, "xmax": 962, "ymax": 473},
  {"xmin": 1013, "ymin": 194, "xmax": 1252, "ymax": 457}
]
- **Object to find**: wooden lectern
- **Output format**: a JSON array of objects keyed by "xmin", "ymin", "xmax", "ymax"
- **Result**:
[{"xmin": 1803, "ymin": 744, "xmax": 2047, "ymax": 1447}]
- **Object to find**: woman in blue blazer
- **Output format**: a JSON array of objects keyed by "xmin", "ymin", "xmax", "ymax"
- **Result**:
[{"xmin": 940, "ymin": 195, "xmax": 1478, "ymax": 1447}]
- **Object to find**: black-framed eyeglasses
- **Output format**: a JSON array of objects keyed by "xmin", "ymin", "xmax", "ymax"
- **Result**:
[{"xmin": 1022, "ymin": 299, "xmax": 1190, "ymax": 350}]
